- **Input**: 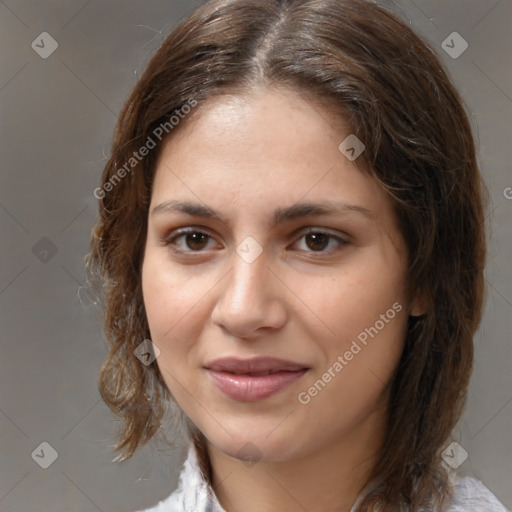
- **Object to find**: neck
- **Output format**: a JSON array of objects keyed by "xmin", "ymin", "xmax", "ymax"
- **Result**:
[{"xmin": 207, "ymin": 407, "xmax": 386, "ymax": 512}]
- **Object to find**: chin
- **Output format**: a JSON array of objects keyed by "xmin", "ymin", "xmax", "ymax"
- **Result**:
[{"xmin": 201, "ymin": 418, "xmax": 306, "ymax": 465}]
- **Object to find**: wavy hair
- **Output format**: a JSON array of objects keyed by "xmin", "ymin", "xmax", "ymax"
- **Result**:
[{"xmin": 86, "ymin": 1, "xmax": 487, "ymax": 510}]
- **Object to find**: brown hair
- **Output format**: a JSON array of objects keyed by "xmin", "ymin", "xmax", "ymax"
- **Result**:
[{"xmin": 86, "ymin": 0, "xmax": 487, "ymax": 510}]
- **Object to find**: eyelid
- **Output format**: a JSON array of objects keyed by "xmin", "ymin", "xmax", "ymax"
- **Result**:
[
  {"xmin": 293, "ymin": 226, "xmax": 351, "ymax": 243},
  {"xmin": 164, "ymin": 226, "xmax": 223, "ymax": 251},
  {"xmin": 294, "ymin": 226, "xmax": 350, "ymax": 241},
  {"xmin": 289, "ymin": 227, "xmax": 350, "ymax": 253},
  {"xmin": 163, "ymin": 226, "xmax": 351, "ymax": 254},
  {"xmin": 165, "ymin": 226, "xmax": 213, "ymax": 240}
]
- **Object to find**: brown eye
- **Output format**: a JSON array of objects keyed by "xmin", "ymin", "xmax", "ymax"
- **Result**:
[
  {"xmin": 293, "ymin": 230, "xmax": 349, "ymax": 254},
  {"xmin": 165, "ymin": 228, "xmax": 219, "ymax": 252},
  {"xmin": 304, "ymin": 233, "xmax": 330, "ymax": 251},
  {"xmin": 184, "ymin": 232, "xmax": 209, "ymax": 251}
]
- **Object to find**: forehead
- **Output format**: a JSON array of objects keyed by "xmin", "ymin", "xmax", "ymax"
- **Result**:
[
  {"xmin": 150, "ymin": 87, "xmax": 391, "ymax": 224},
  {"xmin": 159, "ymin": 87, "xmax": 349, "ymax": 164}
]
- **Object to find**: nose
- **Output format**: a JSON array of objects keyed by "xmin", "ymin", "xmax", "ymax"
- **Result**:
[{"xmin": 210, "ymin": 251, "xmax": 288, "ymax": 340}]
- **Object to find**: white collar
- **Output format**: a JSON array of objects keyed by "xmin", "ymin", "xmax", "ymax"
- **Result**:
[{"xmin": 138, "ymin": 443, "xmax": 509, "ymax": 512}]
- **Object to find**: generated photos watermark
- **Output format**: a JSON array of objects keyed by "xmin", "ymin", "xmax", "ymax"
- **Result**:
[
  {"xmin": 297, "ymin": 301, "xmax": 403, "ymax": 405},
  {"xmin": 93, "ymin": 97, "xmax": 198, "ymax": 199}
]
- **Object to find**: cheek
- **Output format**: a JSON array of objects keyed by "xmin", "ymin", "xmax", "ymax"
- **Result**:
[
  {"xmin": 291, "ymin": 247, "xmax": 409, "ymax": 410},
  {"xmin": 294, "ymin": 253, "xmax": 408, "ymax": 347},
  {"xmin": 296, "ymin": 300, "xmax": 407, "ymax": 437},
  {"xmin": 141, "ymin": 253, "xmax": 215, "ymax": 390},
  {"xmin": 142, "ymin": 256, "xmax": 188, "ymax": 362},
  {"xmin": 142, "ymin": 253, "xmax": 206, "ymax": 338}
]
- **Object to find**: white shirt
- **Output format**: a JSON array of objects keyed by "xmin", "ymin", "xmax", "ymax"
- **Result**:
[{"xmin": 136, "ymin": 444, "xmax": 510, "ymax": 512}]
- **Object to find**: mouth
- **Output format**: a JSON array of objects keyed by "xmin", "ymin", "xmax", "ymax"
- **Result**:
[{"xmin": 204, "ymin": 357, "xmax": 309, "ymax": 402}]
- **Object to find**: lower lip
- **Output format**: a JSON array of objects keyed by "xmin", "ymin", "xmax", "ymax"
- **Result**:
[{"xmin": 207, "ymin": 369, "xmax": 308, "ymax": 402}]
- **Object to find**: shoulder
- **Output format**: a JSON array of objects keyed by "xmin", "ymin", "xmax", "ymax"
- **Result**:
[{"xmin": 445, "ymin": 475, "xmax": 510, "ymax": 512}]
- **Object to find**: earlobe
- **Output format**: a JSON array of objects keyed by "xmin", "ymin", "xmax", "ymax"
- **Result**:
[{"xmin": 410, "ymin": 288, "xmax": 428, "ymax": 317}]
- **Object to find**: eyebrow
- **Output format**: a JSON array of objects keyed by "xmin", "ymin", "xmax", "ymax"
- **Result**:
[{"xmin": 151, "ymin": 199, "xmax": 374, "ymax": 227}]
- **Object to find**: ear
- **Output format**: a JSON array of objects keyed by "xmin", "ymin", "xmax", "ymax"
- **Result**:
[{"xmin": 410, "ymin": 288, "xmax": 428, "ymax": 317}]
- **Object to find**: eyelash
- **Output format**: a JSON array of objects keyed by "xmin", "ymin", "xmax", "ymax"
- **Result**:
[{"xmin": 163, "ymin": 227, "xmax": 350, "ymax": 256}]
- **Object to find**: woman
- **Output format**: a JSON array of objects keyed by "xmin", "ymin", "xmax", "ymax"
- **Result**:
[{"xmin": 87, "ymin": 0, "xmax": 508, "ymax": 510}]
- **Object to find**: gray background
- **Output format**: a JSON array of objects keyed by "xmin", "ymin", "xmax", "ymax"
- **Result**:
[{"xmin": 0, "ymin": 1, "xmax": 510, "ymax": 511}]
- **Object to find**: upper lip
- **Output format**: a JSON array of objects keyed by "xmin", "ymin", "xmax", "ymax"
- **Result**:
[{"xmin": 204, "ymin": 357, "xmax": 309, "ymax": 374}]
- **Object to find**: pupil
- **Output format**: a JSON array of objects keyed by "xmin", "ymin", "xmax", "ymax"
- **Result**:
[
  {"xmin": 187, "ymin": 232, "xmax": 208, "ymax": 250},
  {"xmin": 306, "ymin": 233, "xmax": 328, "ymax": 251}
]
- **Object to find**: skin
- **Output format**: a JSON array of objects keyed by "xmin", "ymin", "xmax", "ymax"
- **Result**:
[{"xmin": 142, "ymin": 87, "xmax": 424, "ymax": 512}]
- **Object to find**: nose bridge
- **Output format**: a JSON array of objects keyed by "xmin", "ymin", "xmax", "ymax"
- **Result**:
[
  {"xmin": 211, "ymin": 250, "xmax": 286, "ymax": 337},
  {"xmin": 225, "ymin": 253, "xmax": 270, "ymax": 313}
]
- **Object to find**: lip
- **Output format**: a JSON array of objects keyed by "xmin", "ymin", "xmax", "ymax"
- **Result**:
[{"xmin": 204, "ymin": 357, "xmax": 309, "ymax": 402}]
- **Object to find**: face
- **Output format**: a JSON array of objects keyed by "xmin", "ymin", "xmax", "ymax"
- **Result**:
[{"xmin": 142, "ymin": 87, "xmax": 418, "ymax": 464}]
